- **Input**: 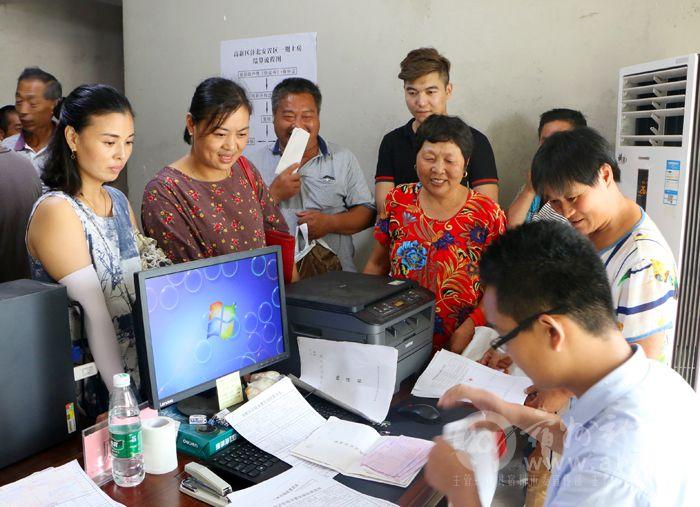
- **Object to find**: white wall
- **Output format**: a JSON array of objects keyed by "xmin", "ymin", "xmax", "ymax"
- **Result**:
[
  {"xmin": 0, "ymin": 0, "xmax": 124, "ymax": 99},
  {"xmin": 0, "ymin": 0, "xmax": 125, "ymax": 188},
  {"xmin": 122, "ymin": 0, "xmax": 700, "ymax": 265}
]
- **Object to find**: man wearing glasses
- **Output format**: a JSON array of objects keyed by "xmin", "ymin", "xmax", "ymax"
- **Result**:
[{"xmin": 424, "ymin": 221, "xmax": 699, "ymax": 506}]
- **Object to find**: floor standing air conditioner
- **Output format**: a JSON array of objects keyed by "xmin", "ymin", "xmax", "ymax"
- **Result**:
[{"xmin": 615, "ymin": 54, "xmax": 700, "ymax": 389}]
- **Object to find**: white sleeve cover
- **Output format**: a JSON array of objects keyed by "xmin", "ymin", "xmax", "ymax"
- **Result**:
[{"xmin": 59, "ymin": 265, "xmax": 124, "ymax": 392}]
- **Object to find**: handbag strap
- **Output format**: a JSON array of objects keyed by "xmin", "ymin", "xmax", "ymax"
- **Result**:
[{"xmin": 237, "ymin": 156, "xmax": 258, "ymax": 196}]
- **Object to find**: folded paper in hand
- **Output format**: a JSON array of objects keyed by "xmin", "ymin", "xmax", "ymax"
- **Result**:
[
  {"xmin": 275, "ymin": 127, "xmax": 310, "ymax": 174},
  {"xmin": 443, "ymin": 413, "xmax": 500, "ymax": 507}
]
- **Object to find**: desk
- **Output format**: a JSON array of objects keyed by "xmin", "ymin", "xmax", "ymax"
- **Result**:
[{"xmin": 0, "ymin": 376, "xmax": 459, "ymax": 506}]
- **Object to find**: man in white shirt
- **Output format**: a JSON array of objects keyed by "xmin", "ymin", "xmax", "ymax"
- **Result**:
[
  {"xmin": 425, "ymin": 221, "xmax": 700, "ymax": 506},
  {"xmin": 1, "ymin": 67, "xmax": 61, "ymax": 176}
]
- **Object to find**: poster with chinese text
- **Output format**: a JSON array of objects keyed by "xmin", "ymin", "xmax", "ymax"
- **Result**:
[{"xmin": 221, "ymin": 32, "xmax": 318, "ymax": 146}]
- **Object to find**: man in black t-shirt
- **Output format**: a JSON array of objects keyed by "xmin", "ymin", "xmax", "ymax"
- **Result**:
[{"xmin": 375, "ymin": 48, "xmax": 499, "ymax": 213}]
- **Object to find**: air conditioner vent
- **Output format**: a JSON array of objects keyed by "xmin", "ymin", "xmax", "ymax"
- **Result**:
[{"xmin": 619, "ymin": 65, "xmax": 688, "ymax": 147}]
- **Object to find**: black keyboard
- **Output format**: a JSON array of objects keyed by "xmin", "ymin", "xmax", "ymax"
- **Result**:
[
  {"xmin": 207, "ymin": 438, "xmax": 291, "ymax": 484},
  {"xmin": 207, "ymin": 394, "xmax": 369, "ymax": 485},
  {"xmin": 304, "ymin": 393, "xmax": 366, "ymax": 423}
]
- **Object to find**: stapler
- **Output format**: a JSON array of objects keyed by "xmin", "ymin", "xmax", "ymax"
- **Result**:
[{"xmin": 180, "ymin": 462, "xmax": 232, "ymax": 506}]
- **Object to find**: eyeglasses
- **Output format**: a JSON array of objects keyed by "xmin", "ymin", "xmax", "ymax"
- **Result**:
[{"xmin": 490, "ymin": 306, "xmax": 568, "ymax": 352}]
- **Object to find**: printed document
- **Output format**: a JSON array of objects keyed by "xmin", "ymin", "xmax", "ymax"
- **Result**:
[
  {"xmin": 0, "ymin": 460, "xmax": 123, "ymax": 507},
  {"xmin": 227, "ymin": 467, "xmax": 397, "ymax": 506},
  {"xmin": 412, "ymin": 349, "xmax": 532, "ymax": 404},
  {"xmin": 292, "ymin": 417, "xmax": 432, "ymax": 487},
  {"xmin": 297, "ymin": 336, "xmax": 397, "ymax": 423},
  {"xmin": 224, "ymin": 376, "xmax": 335, "ymax": 475}
]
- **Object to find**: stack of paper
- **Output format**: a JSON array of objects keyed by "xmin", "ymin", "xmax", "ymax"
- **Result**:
[
  {"xmin": 227, "ymin": 467, "xmax": 397, "ymax": 506},
  {"xmin": 361, "ymin": 435, "xmax": 433, "ymax": 483},
  {"xmin": 0, "ymin": 460, "xmax": 124, "ymax": 507},
  {"xmin": 296, "ymin": 336, "xmax": 398, "ymax": 423},
  {"xmin": 292, "ymin": 417, "xmax": 433, "ymax": 487},
  {"xmin": 411, "ymin": 349, "xmax": 532, "ymax": 404},
  {"xmin": 224, "ymin": 376, "xmax": 336, "ymax": 476}
]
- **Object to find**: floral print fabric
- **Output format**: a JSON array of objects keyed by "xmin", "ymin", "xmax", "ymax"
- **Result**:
[
  {"xmin": 142, "ymin": 157, "xmax": 289, "ymax": 263},
  {"xmin": 375, "ymin": 183, "xmax": 506, "ymax": 350}
]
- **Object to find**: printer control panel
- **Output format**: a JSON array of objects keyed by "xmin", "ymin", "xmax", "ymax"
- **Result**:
[{"xmin": 368, "ymin": 289, "xmax": 427, "ymax": 320}]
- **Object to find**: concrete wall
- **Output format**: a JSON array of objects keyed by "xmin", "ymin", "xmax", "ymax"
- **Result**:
[
  {"xmin": 0, "ymin": 0, "xmax": 126, "ymax": 189},
  {"xmin": 122, "ymin": 0, "xmax": 700, "ymax": 265}
]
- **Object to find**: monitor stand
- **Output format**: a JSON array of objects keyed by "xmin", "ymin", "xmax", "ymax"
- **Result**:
[
  {"xmin": 176, "ymin": 387, "xmax": 247, "ymax": 418},
  {"xmin": 176, "ymin": 389, "xmax": 219, "ymax": 418}
]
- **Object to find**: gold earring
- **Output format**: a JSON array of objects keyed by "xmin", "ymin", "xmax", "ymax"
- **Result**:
[{"xmin": 71, "ymin": 151, "xmax": 76, "ymax": 160}]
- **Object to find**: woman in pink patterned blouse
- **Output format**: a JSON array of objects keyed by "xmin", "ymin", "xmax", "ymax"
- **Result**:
[{"xmin": 142, "ymin": 77, "xmax": 289, "ymax": 263}]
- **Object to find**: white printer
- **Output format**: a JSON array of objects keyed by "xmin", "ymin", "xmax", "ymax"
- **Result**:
[{"xmin": 283, "ymin": 272, "xmax": 435, "ymax": 389}]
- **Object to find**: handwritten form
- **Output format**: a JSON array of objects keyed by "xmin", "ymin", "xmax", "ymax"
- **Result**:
[
  {"xmin": 0, "ymin": 460, "xmax": 123, "ymax": 507},
  {"xmin": 224, "ymin": 376, "xmax": 335, "ymax": 476},
  {"xmin": 297, "ymin": 336, "xmax": 397, "ymax": 423},
  {"xmin": 411, "ymin": 349, "xmax": 532, "ymax": 404},
  {"xmin": 227, "ymin": 467, "xmax": 397, "ymax": 506}
]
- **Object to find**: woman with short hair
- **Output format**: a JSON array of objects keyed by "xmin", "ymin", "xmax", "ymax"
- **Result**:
[{"xmin": 365, "ymin": 114, "xmax": 506, "ymax": 352}]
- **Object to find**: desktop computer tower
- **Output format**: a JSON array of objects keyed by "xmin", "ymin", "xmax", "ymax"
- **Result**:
[{"xmin": 0, "ymin": 279, "xmax": 76, "ymax": 469}]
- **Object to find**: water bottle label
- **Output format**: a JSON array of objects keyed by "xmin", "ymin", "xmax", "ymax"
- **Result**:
[{"xmin": 110, "ymin": 430, "xmax": 142, "ymax": 459}]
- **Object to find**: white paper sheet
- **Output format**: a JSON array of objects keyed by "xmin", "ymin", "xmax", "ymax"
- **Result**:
[
  {"xmin": 443, "ymin": 415, "xmax": 500, "ymax": 507},
  {"xmin": 297, "ymin": 336, "xmax": 397, "ymax": 423},
  {"xmin": 0, "ymin": 460, "xmax": 123, "ymax": 507},
  {"xmin": 411, "ymin": 349, "xmax": 532, "ymax": 404},
  {"xmin": 221, "ymin": 32, "xmax": 317, "ymax": 146},
  {"xmin": 461, "ymin": 326, "xmax": 529, "ymax": 377},
  {"xmin": 292, "ymin": 417, "xmax": 430, "ymax": 488},
  {"xmin": 224, "ymin": 377, "xmax": 335, "ymax": 476},
  {"xmin": 275, "ymin": 127, "xmax": 310, "ymax": 174},
  {"xmin": 227, "ymin": 467, "xmax": 397, "ymax": 506}
]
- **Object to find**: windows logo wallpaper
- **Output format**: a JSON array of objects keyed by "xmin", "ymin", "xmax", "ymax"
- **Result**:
[{"xmin": 144, "ymin": 253, "xmax": 284, "ymax": 399}]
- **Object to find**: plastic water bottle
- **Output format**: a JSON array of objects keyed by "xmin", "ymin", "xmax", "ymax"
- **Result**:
[{"xmin": 109, "ymin": 373, "xmax": 145, "ymax": 487}]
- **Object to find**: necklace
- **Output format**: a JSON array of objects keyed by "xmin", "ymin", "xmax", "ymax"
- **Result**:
[{"xmin": 79, "ymin": 187, "xmax": 109, "ymax": 216}]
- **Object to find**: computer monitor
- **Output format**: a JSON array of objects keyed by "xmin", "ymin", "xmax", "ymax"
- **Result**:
[{"xmin": 134, "ymin": 246, "xmax": 289, "ymax": 415}]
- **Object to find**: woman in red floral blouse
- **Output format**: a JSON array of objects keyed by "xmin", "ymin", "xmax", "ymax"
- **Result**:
[
  {"xmin": 365, "ymin": 115, "xmax": 506, "ymax": 352},
  {"xmin": 142, "ymin": 77, "xmax": 289, "ymax": 263}
]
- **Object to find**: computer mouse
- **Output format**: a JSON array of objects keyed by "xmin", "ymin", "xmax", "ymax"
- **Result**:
[{"xmin": 397, "ymin": 403, "xmax": 441, "ymax": 423}]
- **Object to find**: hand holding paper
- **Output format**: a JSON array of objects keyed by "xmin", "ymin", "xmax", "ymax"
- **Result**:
[
  {"xmin": 441, "ymin": 414, "xmax": 500, "ymax": 507},
  {"xmin": 270, "ymin": 163, "xmax": 302, "ymax": 202},
  {"xmin": 275, "ymin": 127, "xmax": 310, "ymax": 175},
  {"xmin": 411, "ymin": 349, "xmax": 531, "ymax": 405},
  {"xmin": 296, "ymin": 209, "xmax": 332, "ymax": 240}
]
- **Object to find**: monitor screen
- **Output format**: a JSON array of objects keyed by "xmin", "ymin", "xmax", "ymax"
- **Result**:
[{"xmin": 134, "ymin": 247, "xmax": 289, "ymax": 409}]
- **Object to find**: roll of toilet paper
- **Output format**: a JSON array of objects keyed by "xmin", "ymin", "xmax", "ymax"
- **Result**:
[{"xmin": 141, "ymin": 416, "xmax": 180, "ymax": 475}]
